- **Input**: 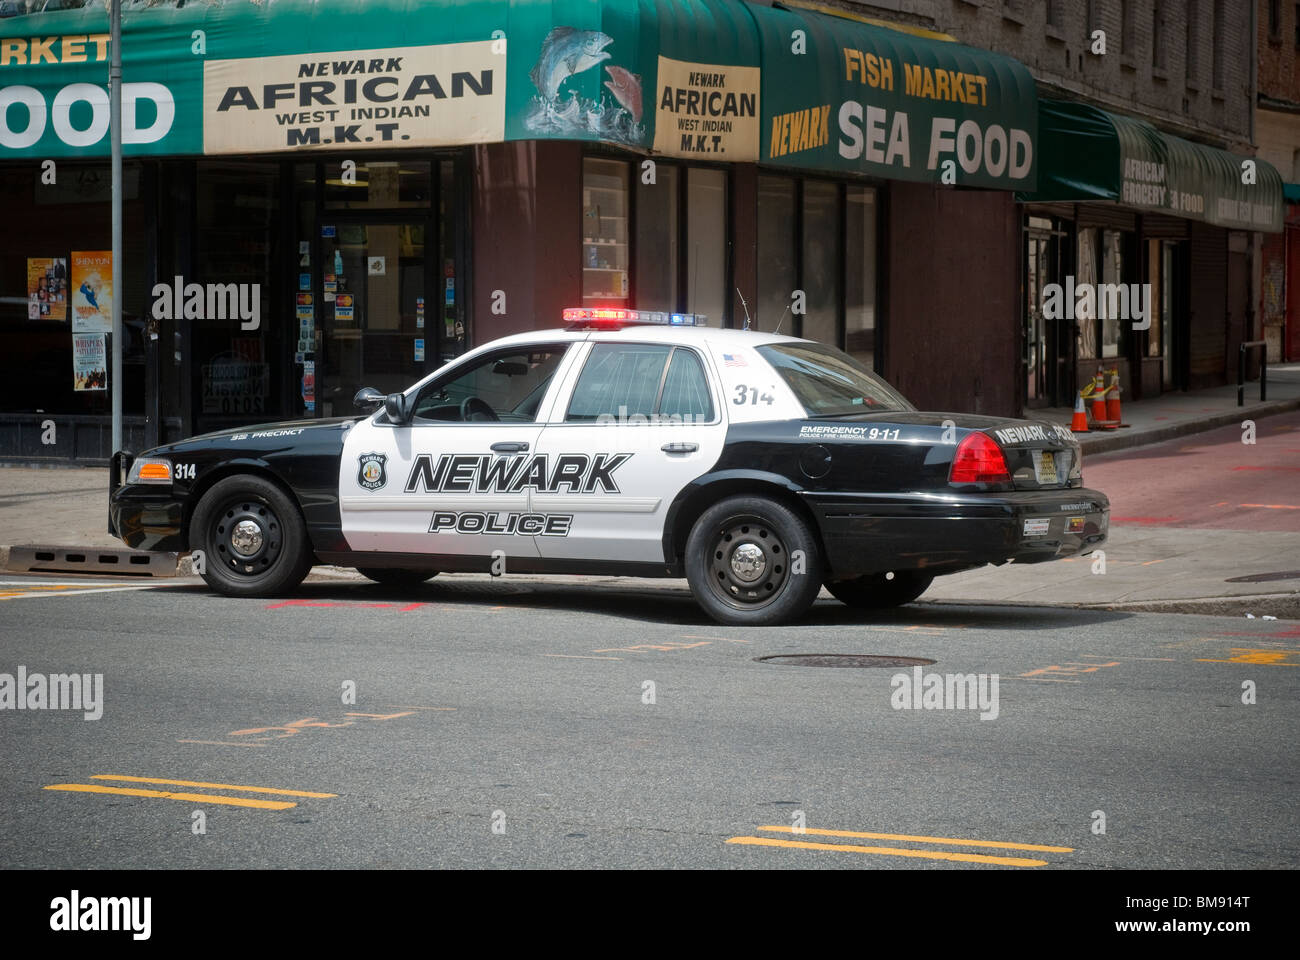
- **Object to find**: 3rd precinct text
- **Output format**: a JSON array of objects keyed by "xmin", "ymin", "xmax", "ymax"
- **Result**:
[{"xmin": 1126, "ymin": 897, "xmax": 1251, "ymax": 911}]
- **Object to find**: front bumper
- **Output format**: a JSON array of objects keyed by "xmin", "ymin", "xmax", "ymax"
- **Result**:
[
  {"xmin": 804, "ymin": 487, "xmax": 1109, "ymax": 578},
  {"xmin": 109, "ymin": 474, "xmax": 187, "ymax": 553}
]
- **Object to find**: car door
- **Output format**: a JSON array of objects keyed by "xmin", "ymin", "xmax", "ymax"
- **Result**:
[
  {"xmin": 339, "ymin": 342, "xmax": 579, "ymax": 559},
  {"xmin": 530, "ymin": 339, "xmax": 727, "ymax": 564}
]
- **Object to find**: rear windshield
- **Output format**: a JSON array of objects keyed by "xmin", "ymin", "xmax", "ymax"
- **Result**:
[{"xmin": 756, "ymin": 342, "xmax": 914, "ymax": 417}]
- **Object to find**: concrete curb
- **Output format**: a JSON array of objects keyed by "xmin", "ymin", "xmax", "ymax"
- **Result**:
[
  {"xmin": 1074, "ymin": 396, "xmax": 1300, "ymax": 456},
  {"xmin": 923, "ymin": 592, "xmax": 1300, "ymax": 620}
]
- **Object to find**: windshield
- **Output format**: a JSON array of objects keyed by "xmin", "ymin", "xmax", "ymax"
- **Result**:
[{"xmin": 756, "ymin": 342, "xmax": 914, "ymax": 416}]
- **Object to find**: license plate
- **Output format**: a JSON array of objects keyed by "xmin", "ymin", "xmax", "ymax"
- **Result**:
[{"xmin": 1033, "ymin": 450, "xmax": 1058, "ymax": 485}]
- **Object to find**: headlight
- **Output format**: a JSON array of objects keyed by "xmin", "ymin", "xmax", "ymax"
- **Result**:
[{"xmin": 126, "ymin": 457, "xmax": 173, "ymax": 484}]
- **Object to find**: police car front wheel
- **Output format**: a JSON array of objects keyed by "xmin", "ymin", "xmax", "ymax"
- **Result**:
[
  {"xmin": 190, "ymin": 475, "xmax": 314, "ymax": 598},
  {"xmin": 685, "ymin": 496, "xmax": 823, "ymax": 626}
]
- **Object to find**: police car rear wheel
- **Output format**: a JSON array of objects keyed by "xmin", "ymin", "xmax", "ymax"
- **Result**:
[
  {"xmin": 685, "ymin": 496, "xmax": 823, "ymax": 626},
  {"xmin": 190, "ymin": 475, "xmax": 313, "ymax": 597},
  {"xmin": 356, "ymin": 568, "xmax": 439, "ymax": 587},
  {"xmin": 824, "ymin": 571, "xmax": 934, "ymax": 608}
]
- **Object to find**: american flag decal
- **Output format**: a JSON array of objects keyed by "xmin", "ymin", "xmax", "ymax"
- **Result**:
[{"xmin": 723, "ymin": 353, "xmax": 746, "ymax": 367}]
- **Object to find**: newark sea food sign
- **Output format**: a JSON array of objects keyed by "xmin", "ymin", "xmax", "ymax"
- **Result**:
[{"xmin": 753, "ymin": 5, "xmax": 1038, "ymax": 190}]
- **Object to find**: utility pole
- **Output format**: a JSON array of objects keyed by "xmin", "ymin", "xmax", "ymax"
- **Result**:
[{"xmin": 110, "ymin": 0, "xmax": 123, "ymax": 456}]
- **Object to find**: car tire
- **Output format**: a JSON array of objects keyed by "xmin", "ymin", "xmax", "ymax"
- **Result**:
[
  {"xmin": 824, "ymin": 571, "xmax": 934, "ymax": 608},
  {"xmin": 685, "ymin": 495, "xmax": 823, "ymax": 626},
  {"xmin": 356, "ymin": 568, "xmax": 439, "ymax": 587},
  {"xmin": 189, "ymin": 475, "xmax": 314, "ymax": 597}
]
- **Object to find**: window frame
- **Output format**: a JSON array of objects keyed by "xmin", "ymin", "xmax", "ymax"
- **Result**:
[
  {"xmin": 560, "ymin": 340, "xmax": 720, "ymax": 425},
  {"xmin": 401, "ymin": 341, "xmax": 575, "ymax": 427}
]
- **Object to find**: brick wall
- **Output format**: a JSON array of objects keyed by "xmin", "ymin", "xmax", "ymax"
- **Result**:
[
  {"xmin": 1258, "ymin": 0, "xmax": 1300, "ymax": 99},
  {"xmin": 833, "ymin": 0, "xmax": 1255, "ymax": 150}
]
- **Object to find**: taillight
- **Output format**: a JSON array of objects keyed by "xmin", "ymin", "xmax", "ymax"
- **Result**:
[{"xmin": 949, "ymin": 432, "xmax": 1010, "ymax": 484}]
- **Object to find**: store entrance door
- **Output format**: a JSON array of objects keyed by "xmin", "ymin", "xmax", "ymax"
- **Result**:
[{"xmin": 316, "ymin": 221, "xmax": 429, "ymax": 416}]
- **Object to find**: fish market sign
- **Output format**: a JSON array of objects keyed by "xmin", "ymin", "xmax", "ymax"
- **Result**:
[
  {"xmin": 652, "ymin": 56, "xmax": 759, "ymax": 161},
  {"xmin": 203, "ymin": 41, "xmax": 504, "ymax": 153},
  {"xmin": 753, "ymin": 5, "xmax": 1037, "ymax": 189}
]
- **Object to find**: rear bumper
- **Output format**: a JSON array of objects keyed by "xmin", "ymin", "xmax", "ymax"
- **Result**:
[{"xmin": 803, "ymin": 487, "xmax": 1109, "ymax": 578}]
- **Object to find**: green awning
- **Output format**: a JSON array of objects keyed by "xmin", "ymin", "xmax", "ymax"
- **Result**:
[
  {"xmin": 1022, "ymin": 99, "xmax": 1285, "ymax": 233},
  {"xmin": 0, "ymin": 0, "xmax": 763, "ymax": 160},
  {"xmin": 1284, "ymin": 183, "xmax": 1300, "ymax": 204},
  {"xmin": 748, "ymin": 0, "xmax": 1038, "ymax": 189}
]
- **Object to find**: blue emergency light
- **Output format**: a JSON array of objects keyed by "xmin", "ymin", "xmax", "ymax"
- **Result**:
[{"xmin": 563, "ymin": 308, "xmax": 706, "ymax": 329}]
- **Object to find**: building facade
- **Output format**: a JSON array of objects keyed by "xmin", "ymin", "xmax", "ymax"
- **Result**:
[
  {"xmin": 0, "ymin": 0, "xmax": 1283, "ymax": 464},
  {"xmin": 1257, "ymin": 0, "xmax": 1300, "ymax": 361}
]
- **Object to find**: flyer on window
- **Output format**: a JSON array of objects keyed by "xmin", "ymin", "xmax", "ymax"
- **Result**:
[
  {"xmin": 72, "ymin": 333, "xmax": 107, "ymax": 392},
  {"xmin": 27, "ymin": 257, "xmax": 68, "ymax": 321},
  {"xmin": 70, "ymin": 251, "xmax": 113, "ymax": 333}
]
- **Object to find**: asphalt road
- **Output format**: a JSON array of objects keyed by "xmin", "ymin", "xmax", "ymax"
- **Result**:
[
  {"xmin": 1, "ymin": 573, "xmax": 1297, "ymax": 869},
  {"xmin": 1085, "ymin": 410, "xmax": 1300, "ymax": 532}
]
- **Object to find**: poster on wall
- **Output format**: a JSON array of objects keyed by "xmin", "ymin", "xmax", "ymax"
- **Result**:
[
  {"xmin": 72, "ymin": 333, "xmax": 107, "ymax": 391},
  {"xmin": 70, "ymin": 251, "xmax": 114, "ymax": 333},
  {"xmin": 27, "ymin": 258, "xmax": 68, "ymax": 321}
]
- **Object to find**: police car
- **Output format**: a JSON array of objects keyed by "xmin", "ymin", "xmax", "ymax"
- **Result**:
[{"xmin": 109, "ymin": 308, "xmax": 1109, "ymax": 625}]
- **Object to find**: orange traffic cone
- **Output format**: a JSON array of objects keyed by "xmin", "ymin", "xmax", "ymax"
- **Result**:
[
  {"xmin": 1105, "ymin": 365, "xmax": 1123, "ymax": 425},
  {"xmin": 1070, "ymin": 389, "xmax": 1089, "ymax": 432},
  {"xmin": 1089, "ymin": 367, "xmax": 1108, "ymax": 425}
]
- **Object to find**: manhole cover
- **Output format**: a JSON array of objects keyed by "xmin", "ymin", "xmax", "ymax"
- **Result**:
[
  {"xmin": 1224, "ymin": 571, "xmax": 1300, "ymax": 583},
  {"xmin": 755, "ymin": 654, "xmax": 936, "ymax": 668}
]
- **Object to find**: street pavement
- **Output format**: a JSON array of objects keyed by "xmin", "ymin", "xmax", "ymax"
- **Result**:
[{"xmin": 1, "ymin": 575, "xmax": 1296, "ymax": 869}]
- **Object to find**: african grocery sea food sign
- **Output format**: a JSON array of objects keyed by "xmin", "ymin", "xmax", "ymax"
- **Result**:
[
  {"xmin": 750, "ymin": 3, "xmax": 1038, "ymax": 189},
  {"xmin": 0, "ymin": 0, "xmax": 1033, "ymax": 189},
  {"xmin": 0, "ymin": 0, "xmax": 762, "ymax": 161}
]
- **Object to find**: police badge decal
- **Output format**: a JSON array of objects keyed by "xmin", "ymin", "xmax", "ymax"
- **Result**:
[{"xmin": 357, "ymin": 453, "xmax": 388, "ymax": 491}]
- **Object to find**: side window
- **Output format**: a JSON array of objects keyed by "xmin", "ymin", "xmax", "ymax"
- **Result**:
[
  {"xmin": 412, "ymin": 346, "xmax": 568, "ymax": 423},
  {"xmin": 658, "ymin": 348, "xmax": 714, "ymax": 421},
  {"xmin": 565, "ymin": 343, "xmax": 713, "ymax": 422},
  {"xmin": 566, "ymin": 344, "xmax": 670, "ymax": 421}
]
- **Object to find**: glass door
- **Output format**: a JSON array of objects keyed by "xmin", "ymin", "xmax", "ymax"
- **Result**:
[{"xmin": 316, "ymin": 221, "xmax": 427, "ymax": 416}]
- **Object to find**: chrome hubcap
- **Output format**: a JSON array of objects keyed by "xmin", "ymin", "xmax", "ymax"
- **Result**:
[
  {"xmin": 230, "ymin": 519, "xmax": 264, "ymax": 557},
  {"xmin": 730, "ymin": 542, "xmax": 767, "ymax": 582}
]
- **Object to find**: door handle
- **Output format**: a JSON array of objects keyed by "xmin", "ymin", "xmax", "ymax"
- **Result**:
[
  {"xmin": 661, "ymin": 442, "xmax": 698, "ymax": 454},
  {"xmin": 490, "ymin": 441, "xmax": 529, "ymax": 453}
]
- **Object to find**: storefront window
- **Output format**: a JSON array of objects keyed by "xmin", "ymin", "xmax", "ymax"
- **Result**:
[
  {"xmin": 757, "ymin": 175, "xmax": 797, "ymax": 333},
  {"xmin": 582, "ymin": 158, "xmax": 629, "ymax": 305},
  {"xmin": 801, "ymin": 180, "xmax": 841, "ymax": 346},
  {"xmin": 0, "ymin": 161, "xmax": 148, "ymax": 417},
  {"xmin": 193, "ymin": 162, "xmax": 281, "ymax": 432},
  {"xmin": 1146, "ymin": 238, "xmax": 1162, "ymax": 358},
  {"xmin": 635, "ymin": 165, "xmax": 678, "ymax": 314},
  {"xmin": 686, "ymin": 168, "xmax": 727, "ymax": 327},
  {"xmin": 439, "ymin": 159, "xmax": 465, "ymax": 360},
  {"xmin": 845, "ymin": 186, "xmax": 878, "ymax": 370}
]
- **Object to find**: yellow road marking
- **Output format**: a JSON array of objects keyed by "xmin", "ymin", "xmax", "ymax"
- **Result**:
[
  {"xmin": 727, "ymin": 835, "xmax": 1048, "ymax": 867},
  {"xmin": 177, "ymin": 739, "xmax": 268, "ymax": 748},
  {"xmin": 543, "ymin": 654, "xmax": 622, "ymax": 660},
  {"xmin": 90, "ymin": 774, "xmax": 336, "ymax": 797},
  {"xmin": 45, "ymin": 784, "xmax": 297, "ymax": 810},
  {"xmin": 1197, "ymin": 648, "xmax": 1300, "ymax": 665},
  {"xmin": 756, "ymin": 825, "xmax": 1073, "ymax": 852}
]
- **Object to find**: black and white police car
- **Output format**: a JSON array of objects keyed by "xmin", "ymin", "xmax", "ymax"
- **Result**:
[{"xmin": 110, "ymin": 308, "xmax": 1108, "ymax": 625}]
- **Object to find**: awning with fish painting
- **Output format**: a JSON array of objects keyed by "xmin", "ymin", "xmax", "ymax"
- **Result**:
[
  {"xmin": 0, "ymin": 0, "xmax": 763, "ymax": 161},
  {"xmin": 0, "ymin": 0, "xmax": 1038, "ymax": 191}
]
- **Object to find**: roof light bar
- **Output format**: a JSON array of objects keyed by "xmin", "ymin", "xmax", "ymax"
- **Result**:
[{"xmin": 563, "ymin": 307, "xmax": 706, "ymax": 328}]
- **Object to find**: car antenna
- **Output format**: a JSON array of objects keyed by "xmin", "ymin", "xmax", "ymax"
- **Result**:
[
  {"xmin": 736, "ymin": 287, "xmax": 753, "ymax": 331},
  {"xmin": 773, "ymin": 303, "xmax": 791, "ymax": 336}
]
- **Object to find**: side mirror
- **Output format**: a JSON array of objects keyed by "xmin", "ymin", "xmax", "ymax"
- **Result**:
[
  {"xmin": 353, "ymin": 386, "xmax": 385, "ymax": 414},
  {"xmin": 384, "ymin": 392, "xmax": 411, "ymax": 425}
]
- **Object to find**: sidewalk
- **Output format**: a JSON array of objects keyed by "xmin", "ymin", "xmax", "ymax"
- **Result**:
[
  {"xmin": 2, "ymin": 381, "xmax": 1297, "ymax": 617},
  {"xmin": 1040, "ymin": 363, "xmax": 1300, "ymax": 455}
]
